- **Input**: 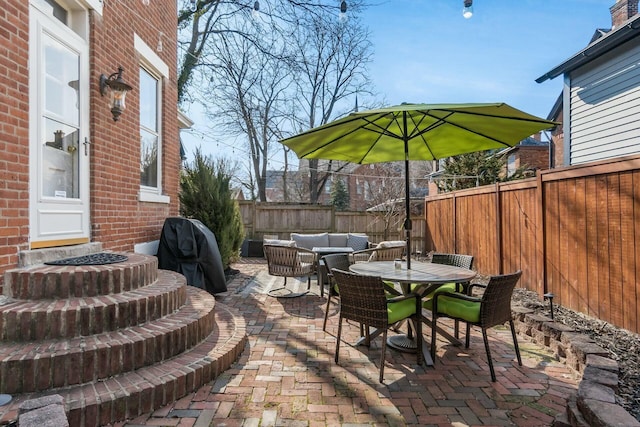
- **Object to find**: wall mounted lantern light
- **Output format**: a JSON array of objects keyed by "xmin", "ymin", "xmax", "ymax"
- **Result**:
[{"xmin": 99, "ymin": 66, "xmax": 133, "ymax": 122}]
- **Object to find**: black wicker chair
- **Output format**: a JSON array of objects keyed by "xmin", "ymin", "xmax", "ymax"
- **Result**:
[
  {"xmin": 332, "ymin": 269, "xmax": 422, "ymax": 383},
  {"xmin": 430, "ymin": 270, "xmax": 523, "ymax": 382},
  {"xmin": 421, "ymin": 253, "xmax": 474, "ymax": 337},
  {"xmin": 322, "ymin": 253, "xmax": 353, "ymax": 332}
]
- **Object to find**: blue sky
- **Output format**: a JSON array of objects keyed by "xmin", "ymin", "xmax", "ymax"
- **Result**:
[
  {"xmin": 181, "ymin": 0, "xmax": 616, "ymax": 166},
  {"xmin": 360, "ymin": 0, "xmax": 614, "ymax": 118}
]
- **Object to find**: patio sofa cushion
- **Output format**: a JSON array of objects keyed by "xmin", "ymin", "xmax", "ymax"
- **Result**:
[
  {"xmin": 328, "ymin": 233, "xmax": 349, "ymax": 247},
  {"xmin": 263, "ymin": 238, "xmax": 297, "ymax": 247},
  {"xmin": 290, "ymin": 232, "xmax": 330, "ymax": 250},
  {"xmin": 347, "ymin": 233, "xmax": 369, "ymax": 251}
]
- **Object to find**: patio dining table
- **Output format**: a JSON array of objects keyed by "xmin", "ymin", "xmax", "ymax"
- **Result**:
[{"xmin": 349, "ymin": 260, "xmax": 477, "ymax": 366}]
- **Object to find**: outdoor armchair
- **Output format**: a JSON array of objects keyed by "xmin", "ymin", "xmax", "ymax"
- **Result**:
[
  {"xmin": 351, "ymin": 244, "xmax": 405, "ymax": 263},
  {"xmin": 331, "ymin": 269, "xmax": 422, "ymax": 383},
  {"xmin": 263, "ymin": 244, "xmax": 317, "ymax": 295},
  {"xmin": 430, "ymin": 270, "xmax": 523, "ymax": 382}
]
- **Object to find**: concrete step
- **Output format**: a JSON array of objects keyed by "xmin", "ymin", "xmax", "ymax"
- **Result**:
[
  {"xmin": 0, "ymin": 285, "xmax": 216, "ymax": 394},
  {"xmin": 0, "ymin": 299, "xmax": 247, "ymax": 427},
  {"xmin": 0, "ymin": 270, "xmax": 187, "ymax": 341}
]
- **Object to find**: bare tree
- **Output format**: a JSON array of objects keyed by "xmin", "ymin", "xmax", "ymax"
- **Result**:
[
  {"xmin": 177, "ymin": 0, "xmax": 362, "ymax": 104},
  {"xmin": 359, "ymin": 164, "xmax": 405, "ymax": 240},
  {"xmin": 204, "ymin": 20, "xmax": 291, "ymax": 202},
  {"xmin": 179, "ymin": 1, "xmax": 373, "ymax": 202},
  {"xmin": 283, "ymin": 3, "xmax": 373, "ymax": 203}
]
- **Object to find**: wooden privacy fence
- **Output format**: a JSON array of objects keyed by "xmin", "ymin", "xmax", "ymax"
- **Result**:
[
  {"xmin": 238, "ymin": 202, "xmax": 427, "ymax": 255},
  {"xmin": 425, "ymin": 155, "xmax": 640, "ymax": 334}
]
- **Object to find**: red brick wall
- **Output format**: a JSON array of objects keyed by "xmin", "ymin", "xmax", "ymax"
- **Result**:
[
  {"xmin": 89, "ymin": 1, "xmax": 180, "ymax": 253},
  {"xmin": 0, "ymin": 2, "xmax": 30, "ymax": 272},
  {"xmin": 550, "ymin": 110, "xmax": 564, "ymax": 168},
  {"xmin": 515, "ymin": 146, "xmax": 550, "ymax": 171},
  {"xmin": 0, "ymin": 2, "xmax": 179, "ymax": 278}
]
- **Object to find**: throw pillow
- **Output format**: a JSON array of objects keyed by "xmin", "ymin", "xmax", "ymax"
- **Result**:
[{"xmin": 347, "ymin": 233, "xmax": 369, "ymax": 251}]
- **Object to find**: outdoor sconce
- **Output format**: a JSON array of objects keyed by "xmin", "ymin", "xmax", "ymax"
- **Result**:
[
  {"xmin": 463, "ymin": 0, "xmax": 473, "ymax": 19},
  {"xmin": 99, "ymin": 66, "xmax": 133, "ymax": 122}
]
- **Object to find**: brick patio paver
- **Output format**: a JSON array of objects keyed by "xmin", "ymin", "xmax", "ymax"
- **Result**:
[{"xmin": 112, "ymin": 258, "xmax": 578, "ymax": 426}]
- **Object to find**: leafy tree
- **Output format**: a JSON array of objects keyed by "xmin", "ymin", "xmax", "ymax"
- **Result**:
[
  {"xmin": 436, "ymin": 151, "xmax": 524, "ymax": 192},
  {"xmin": 329, "ymin": 178, "xmax": 349, "ymax": 211},
  {"xmin": 179, "ymin": 148, "xmax": 245, "ymax": 269}
]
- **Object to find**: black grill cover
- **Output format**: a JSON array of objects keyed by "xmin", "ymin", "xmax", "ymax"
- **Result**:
[{"xmin": 157, "ymin": 217, "xmax": 227, "ymax": 294}]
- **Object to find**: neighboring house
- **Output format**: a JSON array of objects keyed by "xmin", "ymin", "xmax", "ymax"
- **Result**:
[
  {"xmin": 0, "ymin": 1, "xmax": 181, "ymax": 279},
  {"xmin": 498, "ymin": 135, "xmax": 550, "ymax": 177},
  {"xmin": 536, "ymin": 0, "xmax": 640, "ymax": 166},
  {"xmin": 546, "ymin": 94, "xmax": 564, "ymax": 168}
]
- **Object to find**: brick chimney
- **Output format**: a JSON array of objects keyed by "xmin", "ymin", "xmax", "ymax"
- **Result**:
[{"xmin": 610, "ymin": 0, "xmax": 639, "ymax": 29}]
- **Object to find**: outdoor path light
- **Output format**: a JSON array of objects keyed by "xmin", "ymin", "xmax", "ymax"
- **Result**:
[{"xmin": 100, "ymin": 66, "xmax": 133, "ymax": 122}]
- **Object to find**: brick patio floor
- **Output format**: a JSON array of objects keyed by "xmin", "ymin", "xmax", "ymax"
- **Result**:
[{"xmin": 111, "ymin": 258, "xmax": 578, "ymax": 427}]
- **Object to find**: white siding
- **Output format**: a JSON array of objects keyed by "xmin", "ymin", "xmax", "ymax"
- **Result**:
[{"xmin": 569, "ymin": 39, "xmax": 640, "ymax": 164}]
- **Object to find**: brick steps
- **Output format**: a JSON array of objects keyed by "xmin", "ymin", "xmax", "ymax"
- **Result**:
[
  {"xmin": 0, "ymin": 252, "xmax": 248, "ymax": 426},
  {"xmin": 0, "ymin": 302, "xmax": 247, "ymax": 427},
  {"xmin": 3, "ymin": 253, "xmax": 158, "ymax": 300},
  {"xmin": 0, "ymin": 270, "xmax": 187, "ymax": 341},
  {"xmin": 0, "ymin": 285, "xmax": 217, "ymax": 394}
]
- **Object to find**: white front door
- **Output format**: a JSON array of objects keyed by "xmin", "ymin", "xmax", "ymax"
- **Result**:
[{"xmin": 29, "ymin": 1, "xmax": 90, "ymax": 249}]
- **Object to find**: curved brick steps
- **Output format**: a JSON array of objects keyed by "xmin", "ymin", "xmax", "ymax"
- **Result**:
[
  {"xmin": 0, "ymin": 285, "xmax": 218, "ymax": 394},
  {"xmin": 0, "ymin": 301, "xmax": 247, "ymax": 427},
  {"xmin": 3, "ymin": 253, "xmax": 158, "ymax": 300},
  {"xmin": 0, "ymin": 270, "xmax": 187, "ymax": 342},
  {"xmin": 0, "ymin": 252, "xmax": 248, "ymax": 426}
]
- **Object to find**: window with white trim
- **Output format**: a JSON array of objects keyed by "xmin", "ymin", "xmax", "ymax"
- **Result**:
[
  {"xmin": 140, "ymin": 67, "xmax": 160, "ymax": 188},
  {"xmin": 135, "ymin": 34, "xmax": 169, "ymax": 203}
]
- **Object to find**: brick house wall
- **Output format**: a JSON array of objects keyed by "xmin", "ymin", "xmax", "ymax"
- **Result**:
[
  {"xmin": 0, "ymin": 2, "xmax": 180, "ymax": 280},
  {"xmin": 89, "ymin": 1, "xmax": 180, "ymax": 252},
  {"xmin": 0, "ymin": 2, "xmax": 31, "ymax": 273},
  {"xmin": 510, "ymin": 146, "xmax": 550, "ymax": 171}
]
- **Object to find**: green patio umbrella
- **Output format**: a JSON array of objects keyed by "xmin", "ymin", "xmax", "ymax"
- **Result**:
[{"xmin": 281, "ymin": 103, "xmax": 557, "ymax": 268}]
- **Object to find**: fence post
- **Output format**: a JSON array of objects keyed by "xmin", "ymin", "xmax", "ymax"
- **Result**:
[
  {"xmin": 536, "ymin": 172, "xmax": 547, "ymax": 295},
  {"xmin": 452, "ymin": 193, "xmax": 457, "ymax": 253},
  {"xmin": 495, "ymin": 182, "xmax": 502, "ymax": 274}
]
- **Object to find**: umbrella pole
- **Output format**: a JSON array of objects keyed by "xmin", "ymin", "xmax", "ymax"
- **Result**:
[{"xmin": 403, "ymin": 118, "xmax": 412, "ymax": 269}]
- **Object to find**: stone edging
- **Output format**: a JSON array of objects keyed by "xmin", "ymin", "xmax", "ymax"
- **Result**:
[{"xmin": 512, "ymin": 307, "xmax": 640, "ymax": 427}]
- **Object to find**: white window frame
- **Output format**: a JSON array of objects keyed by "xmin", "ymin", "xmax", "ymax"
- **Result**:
[
  {"xmin": 135, "ymin": 34, "xmax": 170, "ymax": 204},
  {"xmin": 507, "ymin": 154, "xmax": 516, "ymax": 177}
]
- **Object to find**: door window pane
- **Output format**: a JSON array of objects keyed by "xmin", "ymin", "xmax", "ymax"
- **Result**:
[
  {"xmin": 42, "ymin": 118, "xmax": 80, "ymax": 198},
  {"xmin": 44, "ymin": 35, "xmax": 79, "ymax": 126},
  {"xmin": 42, "ymin": 33, "xmax": 80, "ymax": 198}
]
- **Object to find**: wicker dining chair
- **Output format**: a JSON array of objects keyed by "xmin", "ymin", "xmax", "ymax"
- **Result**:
[
  {"xmin": 263, "ymin": 244, "xmax": 317, "ymax": 293},
  {"xmin": 331, "ymin": 268, "xmax": 422, "ymax": 383},
  {"xmin": 418, "ymin": 253, "xmax": 474, "ymax": 338},
  {"xmin": 430, "ymin": 270, "xmax": 522, "ymax": 382},
  {"xmin": 321, "ymin": 253, "xmax": 353, "ymax": 331}
]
